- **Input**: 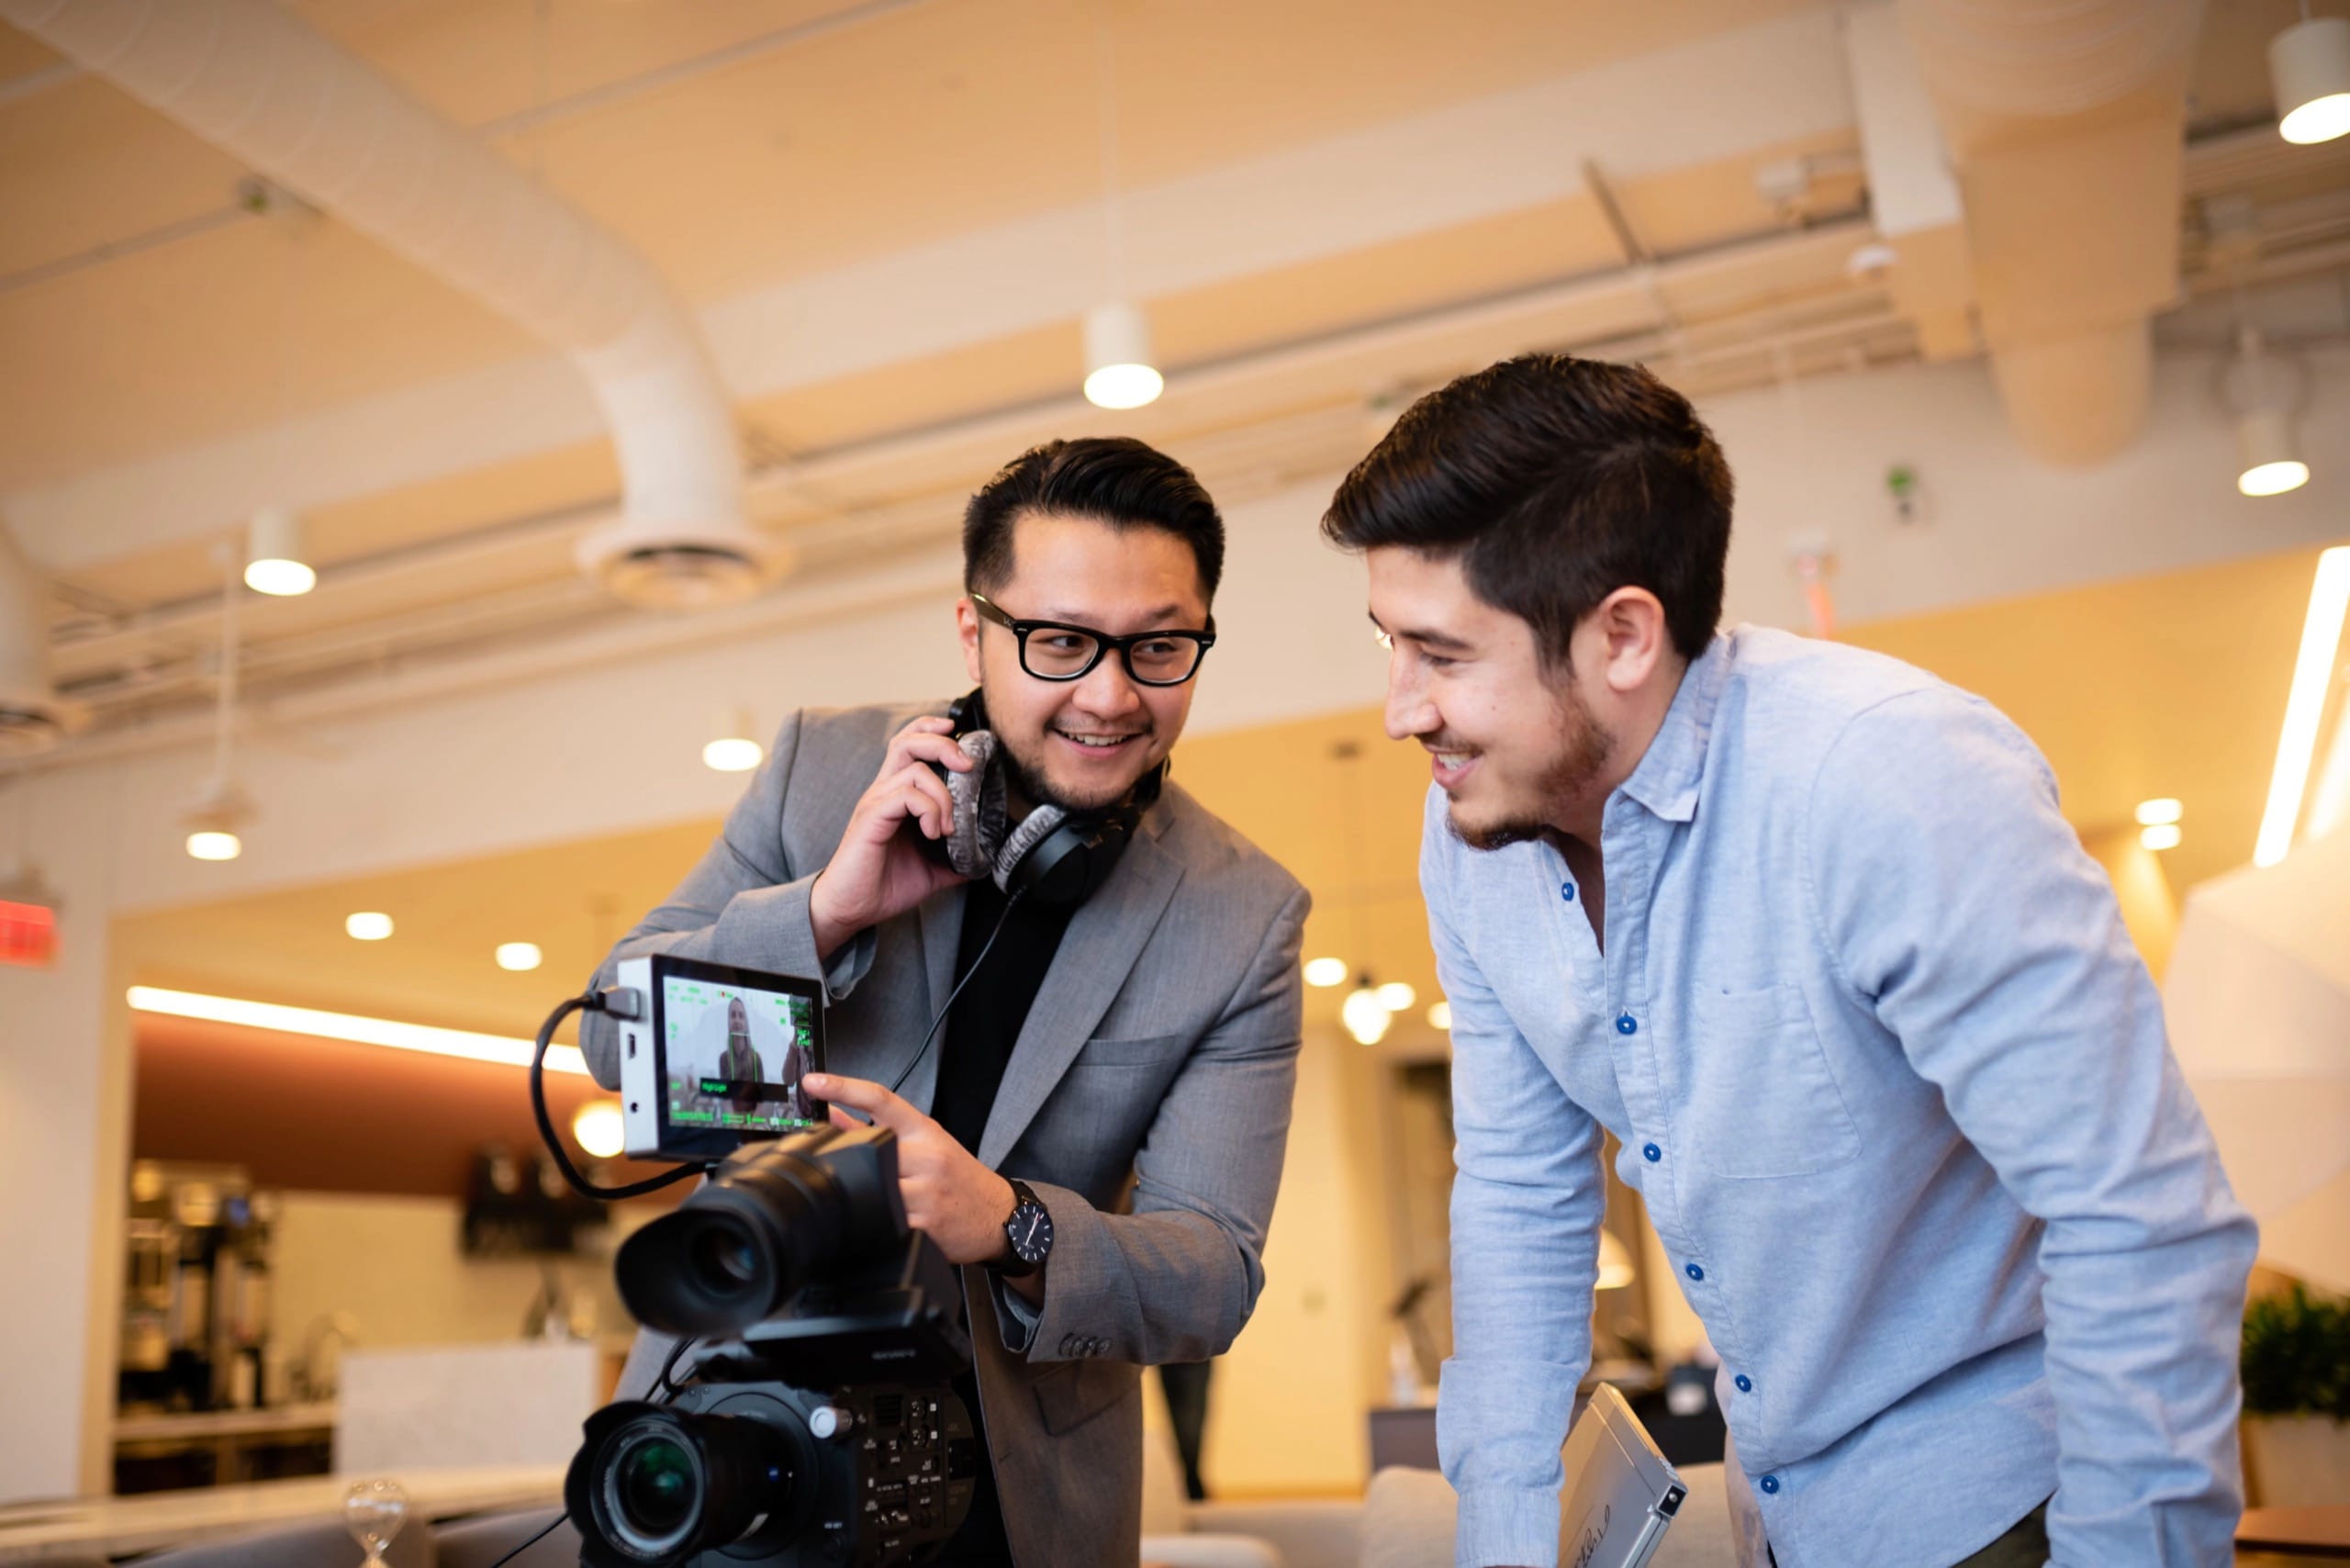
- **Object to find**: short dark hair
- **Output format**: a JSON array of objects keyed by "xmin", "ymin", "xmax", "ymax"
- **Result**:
[
  {"xmin": 1322, "ymin": 354, "xmax": 1732, "ymax": 664},
  {"xmin": 964, "ymin": 437, "xmax": 1225, "ymax": 603}
]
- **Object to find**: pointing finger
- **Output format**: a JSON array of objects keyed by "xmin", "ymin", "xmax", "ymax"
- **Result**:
[{"xmin": 805, "ymin": 1073, "xmax": 923, "ymax": 1133}]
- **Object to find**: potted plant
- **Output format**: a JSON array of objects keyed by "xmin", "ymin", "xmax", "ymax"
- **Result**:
[{"xmin": 2241, "ymin": 1282, "xmax": 2350, "ymax": 1507}]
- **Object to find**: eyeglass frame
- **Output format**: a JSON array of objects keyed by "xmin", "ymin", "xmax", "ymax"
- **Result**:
[{"xmin": 967, "ymin": 592, "xmax": 1217, "ymax": 687}]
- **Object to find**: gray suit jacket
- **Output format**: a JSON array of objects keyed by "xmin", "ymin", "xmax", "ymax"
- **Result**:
[{"xmin": 580, "ymin": 701, "xmax": 1309, "ymax": 1568}]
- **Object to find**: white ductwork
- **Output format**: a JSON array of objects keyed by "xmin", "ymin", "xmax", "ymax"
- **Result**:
[
  {"xmin": 0, "ymin": 528, "xmax": 87, "ymax": 756},
  {"xmin": 2, "ymin": 0, "xmax": 778, "ymax": 608},
  {"xmin": 1899, "ymin": 0, "xmax": 2204, "ymax": 465}
]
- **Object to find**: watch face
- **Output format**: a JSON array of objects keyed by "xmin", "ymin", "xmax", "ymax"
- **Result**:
[{"xmin": 1009, "ymin": 1203, "xmax": 1053, "ymax": 1264}]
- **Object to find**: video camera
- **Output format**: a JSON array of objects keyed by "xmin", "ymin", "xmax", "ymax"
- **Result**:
[{"xmin": 535, "ymin": 961, "xmax": 980, "ymax": 1567}]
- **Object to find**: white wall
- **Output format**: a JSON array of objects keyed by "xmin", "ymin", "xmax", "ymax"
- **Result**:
[
  {"xmin": 4, "ymin": 343, "xmax": 2346, "ymax": 1501},
  {"xmin": 270, "ymin": 1192, "xmax": 637, "ymax": 1364}
]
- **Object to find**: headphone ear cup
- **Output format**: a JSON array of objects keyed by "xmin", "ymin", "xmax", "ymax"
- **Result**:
[
  {"xmin": 993, "ymin": 803, "xmax": 1069, "ymax": 894},
  {"xmin": 936, "ymin": 731, "xmax": 1006, "ymax": 879},
  {"xmin": 996, "ymin": 801, "xmax": 1142, "ymax": 905}
]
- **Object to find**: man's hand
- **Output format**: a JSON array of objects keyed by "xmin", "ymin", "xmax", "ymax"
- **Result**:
[
  {"xmin": 807, "ymin": 717, "xmax": 975, "ymax": 961},
  {"xmin": 806, "ymin": 1073, "xmax": 1015, "ymax": 1268}
]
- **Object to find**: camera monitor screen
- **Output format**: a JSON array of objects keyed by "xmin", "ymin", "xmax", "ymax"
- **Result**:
[{"xmin": 656, "ymin": 963, "xmax": 825, "ymax": 1153}]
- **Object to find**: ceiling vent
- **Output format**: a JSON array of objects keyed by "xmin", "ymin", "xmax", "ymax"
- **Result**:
[{"xmin": 576, "ymin": 521, "xmax": 789, "ymax": 611}]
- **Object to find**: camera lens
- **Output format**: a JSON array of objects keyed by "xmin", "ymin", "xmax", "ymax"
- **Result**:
[
  {"xmin": 601, "ymin": 1422, "xmax": 704, "ymax": 1556},
  {"xmin": 575, "ymin": 1405, "xmax": 807, "ymax": 1568},
  {"xmin": 689, "ymin": 1226, "xmax": 760, "ymax": 1293},
  {"xmin": 618, "ymin": 1435, "xmax": 695, "ymax": 1535}
]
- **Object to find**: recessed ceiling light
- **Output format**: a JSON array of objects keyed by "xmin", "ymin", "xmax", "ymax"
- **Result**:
[
  {"xmin": 2141, "ymin": 823, "xmax": 2183, "ymax": 852},
  {"xmin": 1304, "ymin": 957, "xmax": 1347, "ymax": 988},
  {"xmin": 1427, "ymin": 1000, "xmax": 1453, "ymax": 1032},
  {"xmin": 572, "ymin": 1102, "xmax": 626, "ymax": 1159},
  {"xmin": 496, "ymin": 942, "xmax": 543, "ymax": 972},
  {"xmin": 2134, "ymin": 799, "xmax": 2183, "ymax": 827},
  {"xmin": 345, "ymin": 912, "xmax": 395, "ymax": 941},
  {"xmin": 1375, "ymin": 981, "xmax": 1416, "ymax": 1013}
]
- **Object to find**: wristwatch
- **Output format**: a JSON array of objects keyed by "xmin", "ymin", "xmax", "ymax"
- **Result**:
[{"xmin": 997, "ymin": 1180, "xmax": 1054, "ymax": 1278}]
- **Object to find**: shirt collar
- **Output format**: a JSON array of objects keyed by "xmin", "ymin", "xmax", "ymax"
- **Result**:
[{"xmin": 1614, "ymin": 631, "xmax": 1731, "ymax": 825}]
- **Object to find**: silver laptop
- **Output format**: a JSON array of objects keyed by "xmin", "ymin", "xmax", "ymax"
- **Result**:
[{"xmin": 1557, "ymin": 1383, "xmax": 1687, "ymax": 1568}]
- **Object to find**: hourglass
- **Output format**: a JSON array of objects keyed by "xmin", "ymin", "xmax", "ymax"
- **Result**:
[{"xmin": 343, "ymin": 1477, "xmax": 409, "ymax": 1566}]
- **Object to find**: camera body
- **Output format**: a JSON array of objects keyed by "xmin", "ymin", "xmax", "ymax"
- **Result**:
[
  {"xmin": 614, "ymin": 954, "xmax": 827, "ymax": 1160},
  {"xmin": 567, "ymin": 1123, "xmax": 979, "ymax": 1567},
  {"xmin": 572, "ymin": 1380, "xmax": 975, "ymax": 1568}
]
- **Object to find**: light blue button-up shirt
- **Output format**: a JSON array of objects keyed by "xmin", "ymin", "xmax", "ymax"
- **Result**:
[{"xmin": 1428, "ymin": 626, "xmax": 2256, "ymax": 1568}]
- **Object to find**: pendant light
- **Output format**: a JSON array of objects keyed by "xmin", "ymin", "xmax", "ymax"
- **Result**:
[
  {"xmin": 2271, "ymin": 8, "xmax": 2350, "ymax": 145},
  {"xmin": 703, "ymin": 706, "xmax": 765, "ymax": 773},
  {"xmin": 244, "ymin": 508, "xmax": 315, "ymax": 597},
  {"xmin": 1341, "ymin": 974, "xmax": 1393, "ymax": 1047},
  {"xmin": 1084, "ymin": 302, "xmax": 1163, "ymax": 411},
  {"xmin": 2219, "ymin": 321, "xmax": 2311, "ymax": 498},
  {"xmin": 184, "ymin": 550, "xmax": 252, "ymax": 861},
  {"xmin": 1081, "ymin": 0, "xmax": 1161, "ymax": 410}
]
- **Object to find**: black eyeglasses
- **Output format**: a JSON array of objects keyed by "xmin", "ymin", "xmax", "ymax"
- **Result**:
[{"xmin": 968, "ymin": 593, "xmax": 1216, "ymax": 687}]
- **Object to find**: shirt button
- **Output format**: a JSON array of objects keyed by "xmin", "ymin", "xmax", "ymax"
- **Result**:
[
  {"xmin": 1641, "ymin": 1143, "xmax": 1662, "ymax": 1163},
  {"xmin": 1759, "ymin": 1474, "xmax": 1781, "ymax": 1495},
  {"xmin": 1616, "ymin": 1014, "xmax": 1637, "ymax": 1036},
  {"xmin": 1734, "ymin": 1374, "xmax": 1752, "ymax": 1394},
  {"xmin": 1561, "ymin": 881, "xmax": 1576, "ymax": 902},
  {"xmin": 1685, "ymin": 1263, "xmax": 1705, "ymax": 1282}
]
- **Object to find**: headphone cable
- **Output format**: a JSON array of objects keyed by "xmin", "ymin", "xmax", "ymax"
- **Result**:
[{"xmin": 885, "ymin": 883, "xmax": 1027, "ymax": 1097}]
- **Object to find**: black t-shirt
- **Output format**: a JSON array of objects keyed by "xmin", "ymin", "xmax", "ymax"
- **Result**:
[{"xmin": 928, "ymin": 873, "xmax": 1076, "ymax": 1566}]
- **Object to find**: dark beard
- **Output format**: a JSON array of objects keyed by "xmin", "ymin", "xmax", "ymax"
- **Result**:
[
  {"xmin": 994, "ymin": 726, "xmax": 1147, "ymax": 817},
  {"xmin": 1448, "ymin": 682, "xmax": 1613, "ymax": 852}
]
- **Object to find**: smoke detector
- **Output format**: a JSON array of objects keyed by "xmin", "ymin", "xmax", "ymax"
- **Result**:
[{"xmin": 576, "ymin": 518, "xmax": 789, "ymax": 610}]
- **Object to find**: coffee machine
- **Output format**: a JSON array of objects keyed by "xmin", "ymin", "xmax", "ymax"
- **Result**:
[{"xmin": 118, "ymin": 1161, "xmax": 279, "ymax": 1415}]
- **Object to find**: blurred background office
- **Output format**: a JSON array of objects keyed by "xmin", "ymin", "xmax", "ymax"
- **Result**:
[{"xmin": 1, "ymin": 0, "xmax": 2346, "ymax": 1542}]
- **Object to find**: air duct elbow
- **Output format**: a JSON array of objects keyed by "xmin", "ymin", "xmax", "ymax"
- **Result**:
[{"xmin": 3, "ymin": 0, "xmax": 780, "ymax": 609}]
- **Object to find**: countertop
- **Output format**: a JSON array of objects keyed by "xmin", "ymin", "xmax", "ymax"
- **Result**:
[{"xmin": 0, "ymin": 1465, "xmax": 565, "ymax": 1562}]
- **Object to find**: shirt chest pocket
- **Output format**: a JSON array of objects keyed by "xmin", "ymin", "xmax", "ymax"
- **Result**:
[{"xmin": 1683, "ymin": 983, "xmax": 1862, "ymax": 1180}]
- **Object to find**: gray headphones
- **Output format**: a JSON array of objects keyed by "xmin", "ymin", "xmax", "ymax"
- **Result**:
[{"xmin": 923, "ymin": 689, "xmax": 1160, "ymax": 907}]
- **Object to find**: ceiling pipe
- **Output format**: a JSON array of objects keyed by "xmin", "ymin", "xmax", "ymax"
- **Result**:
[
  {"xmin": 0, "ymin": 0, "xmax": 778, "ymax": 608},
  {"xmin": 0, "ymin": 527, "xmax": 87, "ymax": 756},
  {"xmin": 1899, "ymin": 0, "xmax": 2204, "ymax": 465}
]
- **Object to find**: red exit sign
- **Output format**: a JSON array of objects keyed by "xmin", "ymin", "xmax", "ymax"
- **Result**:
[{"xmin": 0, "ymin": 900, "xmax": 57, "ymax": 969}]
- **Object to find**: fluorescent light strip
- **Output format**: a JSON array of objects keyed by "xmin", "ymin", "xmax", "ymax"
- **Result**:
[
  {"xmin": 128, "ymin": 986, "xmax": 589, "ymax": 1076},
  {"xmin": 2255, "ymin": 546, "xmax": 2350, "ymax": 868}
]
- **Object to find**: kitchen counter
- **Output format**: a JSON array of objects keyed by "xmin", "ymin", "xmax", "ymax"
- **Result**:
[{"xmin": 0, "ymin": 1464, "xmax": 565, "ymax": 1562}]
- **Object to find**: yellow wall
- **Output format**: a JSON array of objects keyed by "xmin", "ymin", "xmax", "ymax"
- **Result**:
[{"xmin": 1200, "ymin": 1025, "xmax": 1393, "ymax": 1495}]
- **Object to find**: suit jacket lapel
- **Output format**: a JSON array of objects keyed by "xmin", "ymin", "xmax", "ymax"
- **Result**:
[{"xmin": 978, "ymin": 824, "xmax": 1185, "ymax": 1168}]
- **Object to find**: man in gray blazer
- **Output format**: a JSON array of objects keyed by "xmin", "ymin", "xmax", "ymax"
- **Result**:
[{"xmin": 580, "ymin": 436, "xmax": 1308, "ymax": 1568}]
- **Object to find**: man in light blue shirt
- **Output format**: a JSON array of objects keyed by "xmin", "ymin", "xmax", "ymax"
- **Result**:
[{"xmin": 1320, "ymin": 354, "xmax": 2257, "ymax": 1568}]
